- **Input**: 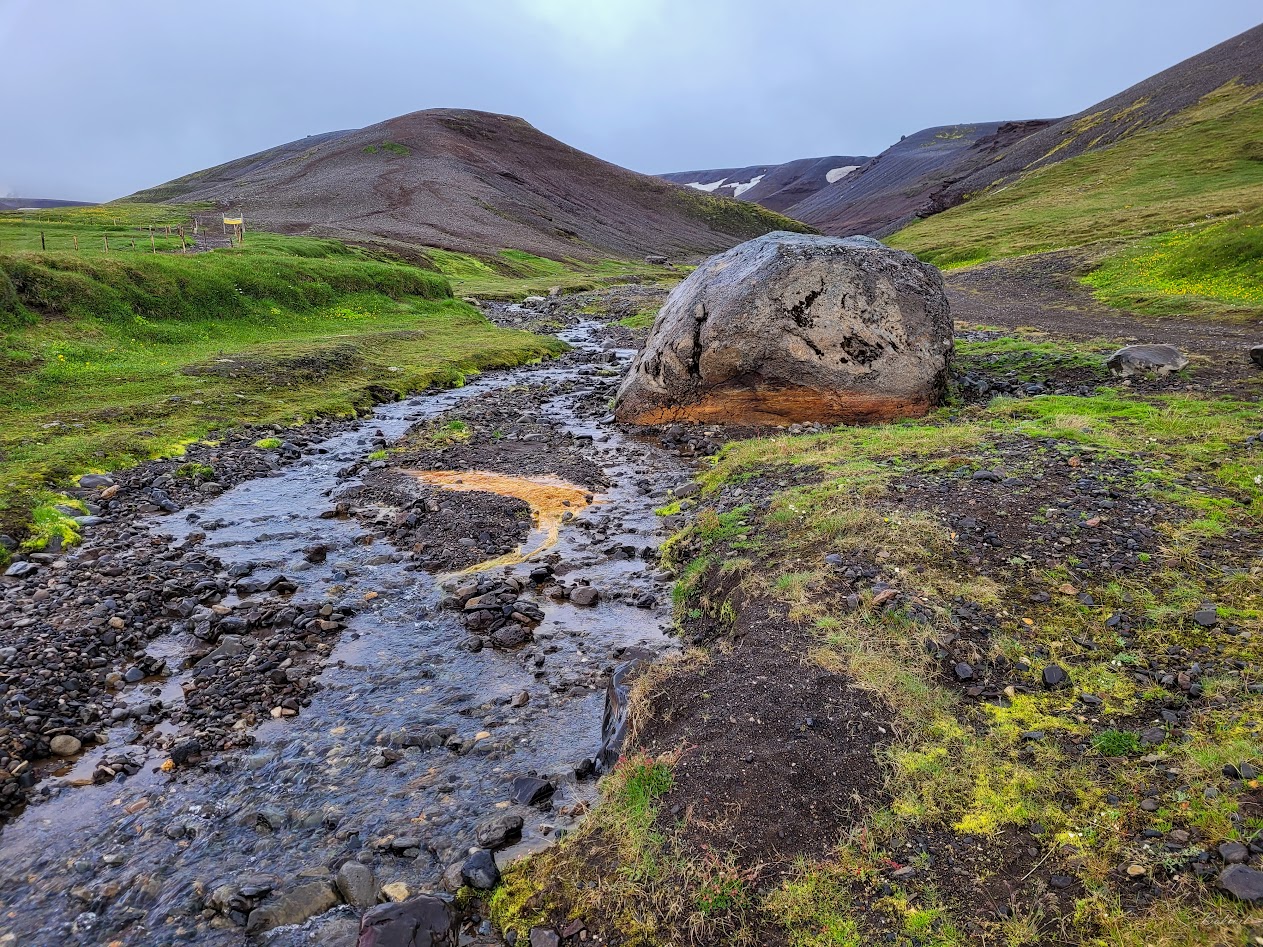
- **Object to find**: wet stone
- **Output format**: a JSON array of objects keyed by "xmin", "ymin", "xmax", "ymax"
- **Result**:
[
  {"xmin": 475, "ymin": 814, "xmax": 524, "ymax": 850},
  {"xmin": 246, "ymin": 880, "xmax": 339, "ymax": 934},
  {"xmin": 568, "ymin": 585, "xmax": 599, "ymax": 606},
  {"xmin": 357, "ymin": 894, "xmax": 457, "ymax": 947},
  {"xmin": 460, "ymin": 849, "xmax": 500, "ymax": 890},
  {"xmin": 509, "ymin": 775, "xmax": 554, "ymax": 806},
  {"xmin": 336, "ymin": 860, "xmax": 378, "ymax": 907},
  {"xmin": 49, "ymin": 735, "xmax": 82, "ymax": 757}
]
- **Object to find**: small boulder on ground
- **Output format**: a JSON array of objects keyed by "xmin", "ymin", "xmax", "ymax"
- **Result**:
[
  {"xmin": 1106, "ymin": 344, "xmax": 1189, "ymax": 376},
  {"xmin": 1250, "ymin": 344, "xmax": 1263, "ymax": 368},
  {"xmin": 476, "ymin": 813, "xmax": 524, "ymax": 849},
  {"xmin": 1219, "ymin": 864, "xmax": 1263, "ymax": 904},
  {"xmin": 460, "ymin": 849, "xmax": 500, "ymax": 890},
  {"xmin": 336, "ymin": 860, "xmax": 378, "ymax": 907},
  {"xmin": 614, "ymin": 232, "xmax": 953, "ymax": 426}
]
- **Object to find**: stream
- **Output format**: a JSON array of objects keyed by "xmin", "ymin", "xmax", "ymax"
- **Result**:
[{"xmin": 0, "ymin": 322, "xmax": 685, "ymax": 946}]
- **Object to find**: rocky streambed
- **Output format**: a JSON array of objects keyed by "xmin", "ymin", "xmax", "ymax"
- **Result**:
[{"xmin": 0, "ymin": 307, "xmax": 697, "ymax": 946}]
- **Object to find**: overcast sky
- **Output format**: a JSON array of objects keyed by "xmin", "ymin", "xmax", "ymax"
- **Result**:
[{"xmin": 1, "ymin": 1, "xmax": 1259, "ymax": 201}]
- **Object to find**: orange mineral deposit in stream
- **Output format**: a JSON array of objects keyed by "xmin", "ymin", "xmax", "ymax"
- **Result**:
[{"xmin": 406, "ymin": 469, "xmax": 595, "ymax": 573}]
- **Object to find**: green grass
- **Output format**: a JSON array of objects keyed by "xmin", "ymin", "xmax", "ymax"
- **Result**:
[
  {"xmin": 363, "ymin": 141, "xmax": 410, "ymax": 157},
  {"xmin": 618, "ymin": 306, "xmax": 660, "ymax": 330},
  {"xmin": 954, "ymin": 332, "xmax": 1115, "ymax": 378},
  {"xmin": 0, "ymin": 202, "xmax": 204, "ymax": 256},
  {"xmin": 1092, "ymin": 729, "xmax": 1142, "ymax": 757},
  {"xmin": 1082, "ymin": 205, "xmax": 1263, "ymax": 319},
  {"xmin": 889, "ymin": 80, "xmax": 1263, "ymax": 267},
  {"xmin": 0, "ymin": 206, "xmax": 566, "ymax": 543},
  {"xmin": 424, "ymin": 247, "xmax": 683, "ymax": 300},
  {"xmin": 673, "ymin": 374, "xmax": 1263, "ymax": 942}
]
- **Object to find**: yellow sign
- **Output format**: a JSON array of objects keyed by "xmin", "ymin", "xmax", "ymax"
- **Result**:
[{"xmin": 222, "ymin": 217, "xmax": 243, "ymax": 226}]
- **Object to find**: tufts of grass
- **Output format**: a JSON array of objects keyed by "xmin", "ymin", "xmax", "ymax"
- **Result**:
[
  {"xmin": 618, "ymin": 306, "xmax": 660, "ymax": 330},
  {"xmin": 174, "ymin": 461, "xmax": 215, "ymax": 480},
  {"xmin": 1092, "ymin": 729, "xmax": 1142, "ymax": 757},
  {"xmin": 491, "ymin": 748, "xmax": 762, "ymax": 944},
  {"xmin": 253, "ymin": 437, "xmax": 282, "ymax": 449}
]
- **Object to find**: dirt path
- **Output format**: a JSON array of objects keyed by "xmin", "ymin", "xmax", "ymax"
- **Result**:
[{"xmin": 947, "ymin": 252, "xmax": 1263, "ymax": 394}]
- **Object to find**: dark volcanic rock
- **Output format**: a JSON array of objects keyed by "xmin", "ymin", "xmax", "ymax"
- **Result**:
[
  {"xmin": 460, "ymin": 849, "xmax": 500, "ymax": 890},
  {"xmin": 509, "ymin": 775, "xmax": 555, "ymax": 806},
  {"xmin": 615, "ymin": 232, "xmax": 952, "ymax": 426},
  {"xmin": 357, "ymin": 895, "xmax": 457, "ymax": 947},
  {"xmin": 1219, "ymin": 864, "xmax": 1263, "ymax": 904}
]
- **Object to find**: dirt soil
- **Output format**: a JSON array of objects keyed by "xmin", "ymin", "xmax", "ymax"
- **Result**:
[
  {"xmin": 947, "ymin": 252, "xmax": 1263, "ymax": 397},
  {"xmin": 643, "ymin": 604, "xmax": 892, "ymax": 872}
]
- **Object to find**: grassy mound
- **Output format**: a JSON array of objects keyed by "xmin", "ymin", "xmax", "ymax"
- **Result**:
[
  {"xmin": 1082, "ymin": 206, "xmax": 1263, "ymax": 319},
  {"xmin": 0, "ymin": 206, "xmax": 566, "ymax": 545},
  {"xmin": 492, "ymin": 347, "xmax": 1263, "ymax": 944},
  {"xmin": 888, "ymin": 81, "xmax": 1263, "ymax": 268}
]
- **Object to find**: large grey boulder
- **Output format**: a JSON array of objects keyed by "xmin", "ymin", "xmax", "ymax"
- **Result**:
[
  {"xmin": 614, "ymin": 232, "xmax": 952, "ymax": 426},
  {"xmin": 1106, "ymin": 343, "xmax": 1189, "ymax": 376}
]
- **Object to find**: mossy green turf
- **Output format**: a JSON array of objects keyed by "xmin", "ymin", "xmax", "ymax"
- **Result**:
[
  {"xmin": 492, "ymin": 345, "xmax": 1263, "ymax": 944},
  {"xmin": 0, "ymin": 205, "xmax": 565, "ymax": 543},
  {"xmin": 1082, "ymin": 205, "xmax": 1263, "ymax": 320}
]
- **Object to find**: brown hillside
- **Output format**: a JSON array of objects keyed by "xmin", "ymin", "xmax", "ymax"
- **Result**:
[{"xmin": 125, "ymin": 109, "xmax": 810, "ymax": 260}]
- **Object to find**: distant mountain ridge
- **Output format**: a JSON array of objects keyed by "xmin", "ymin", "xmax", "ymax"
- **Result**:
[
  {"xmin": 0, "ymin": 198, "xmax": 97, "ymax": 211},
  {"xmin": 125, "ymin": 109, "xmax": 810, "ymax": 261},
  {"xmin": 661, "ymin": 22, "xmax": 1263, "ymax": 239},
  {"xmin": 660, "ymin": 155, "xmax": 871, "ymax": 212}
]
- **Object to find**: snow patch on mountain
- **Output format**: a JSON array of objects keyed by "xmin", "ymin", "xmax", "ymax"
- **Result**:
[
  {"xmin": 730, "ymin": 174, "xmax": 764, "ymax": 197},
  {"xmin": 825, "ymin": 165, "xmax": 860, "ymax": 183}
]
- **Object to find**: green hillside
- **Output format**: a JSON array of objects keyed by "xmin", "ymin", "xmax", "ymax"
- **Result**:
[
  {"xmin": 888, "ymin": 80, "xmax": 1263, "ymax": 287},
  {"xmin": 1082, "ymin": 204, "xmax": 1263, "ymax": 318},
  {"xmin": 0, "ymin": 205, "xmax": 565, "ymax": 549}
]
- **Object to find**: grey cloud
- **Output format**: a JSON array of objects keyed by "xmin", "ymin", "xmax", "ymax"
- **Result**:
[{"xmin": 0, "ymin": 0, "xmax": 1258, "ymax": 201}]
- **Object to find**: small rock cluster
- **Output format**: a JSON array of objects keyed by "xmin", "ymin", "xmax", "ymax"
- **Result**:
[{"xmin": 440, "ymin": 570, "xmax": 565, "ymax": 650}]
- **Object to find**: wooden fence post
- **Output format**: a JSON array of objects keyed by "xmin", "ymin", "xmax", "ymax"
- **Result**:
[
  {"xmin": 179, "ymin": 227, "xmax": 186, "ymax": 252},
  {"xmin": 104, "ymin": 235, "xmax": 109, "ymax": 252},
  {"xmin": 73, "ymin": 235, "xmax": 79, "ymax": 251},
  {"xmin": 40, "ymin": 231, "xmax": 45, "ymax": 251}
]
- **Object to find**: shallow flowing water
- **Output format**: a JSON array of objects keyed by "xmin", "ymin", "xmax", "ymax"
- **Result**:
[{"xmin": 0, "ymin": 323, "xmax": 683, "ymax": 946}]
